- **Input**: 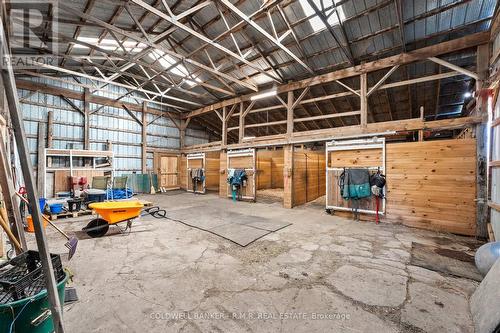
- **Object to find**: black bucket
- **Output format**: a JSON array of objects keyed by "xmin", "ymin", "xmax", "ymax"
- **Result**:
[{"xmin": 67, "ymin": 198, "xmax": 83, "ymax": 212}]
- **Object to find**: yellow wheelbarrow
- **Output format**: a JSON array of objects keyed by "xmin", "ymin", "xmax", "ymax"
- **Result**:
[{"xmin": 83, "ymin": 201, "xmax": 144, "ymax": 238}]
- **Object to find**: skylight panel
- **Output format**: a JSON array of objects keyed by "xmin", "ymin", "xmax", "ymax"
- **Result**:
[
  {"xmin": 148, "ymin": 50, "xmax": 201, "ymax": 87},
  {"xmin": 74, "ymin": 37, "xmax": 147, "ymax": 53},
  {"xmin": 298, "ymin": 0, "xmax": 345, "ymax": 32}
]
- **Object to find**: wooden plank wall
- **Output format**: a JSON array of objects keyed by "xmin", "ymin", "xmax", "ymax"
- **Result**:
[
  {"xmin": 205, "ymin": 151, "xmax": 220, "ymax": 191},
  {"xmin": 219, "ymin": 151, "xmax": 227, "ymax": 197},
  {"xmin": 256, "ymin": 149, "xmax": 284, "ymax": 190},
  {"xmin": 272, "ymin": 153, "xmax": 284, "ymax": 188},
  {"xmin": 385, "ymin": 139, "xmax": 476, "ymax": 236},
  {"xmin": 327, "ymin": 139, "xmax": 477, "ymax": 236},
  {"xmin": 293, "ymin": 148, "xmax": 326, "ymax": 206},
  {"xmin": 179, "ymin": 155, "xmax": 187, "ymax": 190}
]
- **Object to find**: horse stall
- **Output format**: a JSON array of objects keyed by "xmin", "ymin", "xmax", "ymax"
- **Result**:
[
  {"xmin": 255, "ymin": 148, "xmax": 284, "ymax": 204},
  {"xmin": 326, "ymin": 137, "xmax": 386, "ymax": 218},
  {"xmin": 325, "ymin": 137, "xmax": 477, "ymax": 236},
  {"xmin": 182, "ymin": 152, "xmax": 220, "ymax": 194},
  {"xmin": 222, "ymin": 149, "xmax": 256, "ymax": 201},
  {"xmin": 292, "ymin": 146, "xmax": 326, "ymax": 207}
]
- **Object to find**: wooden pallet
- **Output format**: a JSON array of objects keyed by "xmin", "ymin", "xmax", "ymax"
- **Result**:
[
  {"xmin": 138, "ymin": 200, "xmax": 153, "ymax": 207},
  {"xmin": 49, "ymin": 209, "xmax": 93, "ymax": 221}
]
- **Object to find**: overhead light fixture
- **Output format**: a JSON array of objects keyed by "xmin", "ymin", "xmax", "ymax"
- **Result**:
[
  {"xmin": 463, "ymin": 91, "xmax": 472, "ymax": 99},
  {"xmin": 251, "ymin": 90, "xmax": 277, "ymax": 101}
]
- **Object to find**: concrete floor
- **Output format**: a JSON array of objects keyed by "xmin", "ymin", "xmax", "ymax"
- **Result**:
[{"xmin": 35, "ymin": 192, "xmax": 480, "ymax": 332}]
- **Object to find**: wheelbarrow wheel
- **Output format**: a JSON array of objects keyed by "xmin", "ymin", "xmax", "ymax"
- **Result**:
[{"xmin": 83, "ymin": 218, "xmax": 109, "ymax": 238}]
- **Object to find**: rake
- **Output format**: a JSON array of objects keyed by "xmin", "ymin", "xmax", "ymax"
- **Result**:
[{"xmin": 16, "ymin": 192, "xmax": 78, "ymax": 260}]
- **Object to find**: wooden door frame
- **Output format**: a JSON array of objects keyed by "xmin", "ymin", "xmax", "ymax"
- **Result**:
[{"xmin": 154, "ymin": 152, "xmax": 181, "ymax": 190}]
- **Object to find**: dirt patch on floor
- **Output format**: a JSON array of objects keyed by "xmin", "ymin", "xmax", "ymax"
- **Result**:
[
  {"xmin": 218, "ymin": 240, "xmax": 290, "ymax": 264},
  {"xmin": 257, "ymin": 188, "xmax": 284, "ymax": 204}
]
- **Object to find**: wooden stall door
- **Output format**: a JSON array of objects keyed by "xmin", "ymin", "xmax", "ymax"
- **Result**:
[{"xmin": 159, "ymin": 155, "xmax": 179, "ymax": 190}]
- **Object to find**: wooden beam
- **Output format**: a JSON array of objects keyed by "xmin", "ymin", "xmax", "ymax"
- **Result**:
[
  {"xmin": 36, "ymin": 123, "xmax": 46, "ymax": 194},
  {"xmin": 47, "ymin": 111, "xmax": 53, "ymax": 167},
  {"xmin": 428, "ymin": 57, "xmax": 480, "ymax": 80},
  {"xmin": 367, "ymin": 65, "xmax": 400, "ymax": 96},
  {"xmin": 142, "ymin": 102, "xmax": 147, "ymax": 173},
  {"xmin": 122, "ymin": 104, "xmax": 144, "ymax": 126},
  {"xmin": 287, "ymin": 90, "xmax": 294, "ymax": 137},
  {"xmin": 475, "ymin": 43, "xmax": 490, "ymax": 239},
  {"xmin": 239, "ymin": 102, "xmax": 245, "ymax": 143},
  {"xmin": 83, "ymin": 88, "xmax": 90, "ymax": 150},
  {"xmin": 360, "ymin": 73, "xmax": 367, "ymax": 127},
  {"xmin": 283, "ymin": 144, "xmax": 293, "ymax": 209},
  {"xmin": 60, "ymin": 95, "xmax": 84, "ymax": 115},
  {"xmin": 214, "ymin": 109, "xmax": 223, "ymax": 122},
  {"xmin": 181, "ymin": 115, "xmax": 482, "ymax": 152},
  {"xmin": 245, "ymin": 120, "xmax": 287, "ymax": 129},
  {"xmin": 185, "ymin": 32, "xmax": 490, "ymax": 119},
  {"xmin": 222, "ymin": 107, "xmax": 227, "ymax": 147},
  {"xmin": 15, "ymin": 79, "xmax": 181, "ymax": 118},
  {"xmin": 294, "ymin": 110, "xmax": 361, "ymax": 123}
]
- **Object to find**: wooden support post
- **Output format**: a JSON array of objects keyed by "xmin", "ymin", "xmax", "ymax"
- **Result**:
[
  {"xmin": 239, "ymin": 102, "xmax": 245, "ymax": 143},
  {"xmin": 83, "ymin": 88, "xmax": 90, "ymax": 149},
  {"xmin": 360, "ymin": 73, "xmax": 367, "ymax": 128},
  {"xmin": 222, "ymin": 107, "xmax": 227, "ymax": 147},
  {"xmin": 37, "ymin": 122, "xmax": 46, "ymax": 193},
  {"xmin": 475, "ymin": 43, "xmax": 490, "ymax": 239},
  {"xmin": 283, "ymin": 144, "xmax": 294, "ymax": 208},
  {"xmin": 142, "ymin": 102, "xmax": 147, "ymax": 173},
  {"xmin": 287, "ymin": 91, "xmax": 294, "ymax": 138},
  {"xmin": 418, "ymin": 106, "xmax": 424, "ymax": 141}
]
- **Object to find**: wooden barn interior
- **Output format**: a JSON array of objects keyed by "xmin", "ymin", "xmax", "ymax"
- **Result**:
[{"xmin": 0, "ymin": 0, "xmax": 500, "ymax": 332}]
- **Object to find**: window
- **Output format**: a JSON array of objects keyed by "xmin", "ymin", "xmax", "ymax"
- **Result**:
[
  {"xmin": 148, "ymin": 50, "xmax": 201, "ymax": 87},
  {"xmin": 298, "ymin": 0, "xmax": 345, "ymax": 32}
]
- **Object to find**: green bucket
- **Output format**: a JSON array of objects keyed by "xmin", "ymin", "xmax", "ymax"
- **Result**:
[{"xmin": 0, "ymin": 271, "xmax": 69, "ymax": 333}]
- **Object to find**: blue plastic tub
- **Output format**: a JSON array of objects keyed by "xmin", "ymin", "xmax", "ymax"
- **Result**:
[
  {"xmin": 87, "ymin": 193, "xmax": 106, "ymax": 203},
  {"xmin": 48, "ymin": 203, "xmax": 64, "ymax": 214}
]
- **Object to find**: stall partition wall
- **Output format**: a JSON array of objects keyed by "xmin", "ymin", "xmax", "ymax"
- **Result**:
[
  {"xmin": 327, "ymin": 138, "xmax": 477, "ymax": 236},
  {"xmin": 219, "ymin": 151, "xmax": 227, "ymax": 197},
  {"xmin": 292, "ymin": 149, "xmax": 326, "ymax": 207},
  {"xmin": 326, "ymin": 138, "xmax": 385, "ymax": 215},
  {"xmin": 204, "ymin": 152, "xmax": 221, "ymax": 191},
  {"xmin": 256, "ymin": 150, "xmax": 284, "ymax": 190},
  {"xmin": 385, "ymin": 139, "xmax": 476, "ymax": 236},
  {"xmin": 225, "ymin": 149, "xmax": 256, "ymax": 201}
]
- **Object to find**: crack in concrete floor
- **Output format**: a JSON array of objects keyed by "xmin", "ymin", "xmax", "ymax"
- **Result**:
[{"xmin": 30, "ymin": 192, "xmax": 480, "ymax": 333}]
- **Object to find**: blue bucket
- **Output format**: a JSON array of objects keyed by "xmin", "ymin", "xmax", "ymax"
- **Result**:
[
  {"xmin": 38, "ymin": 198, "xmax": 46, "ymax": 212},
  {"xmin": 49, "ymin": 203, "xmax": 64, "ymax": 214}
]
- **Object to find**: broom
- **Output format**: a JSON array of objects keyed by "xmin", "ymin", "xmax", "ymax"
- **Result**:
[{"xmin": 15, "ymin": 192, "xmax": 78, "ymax": 260}]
